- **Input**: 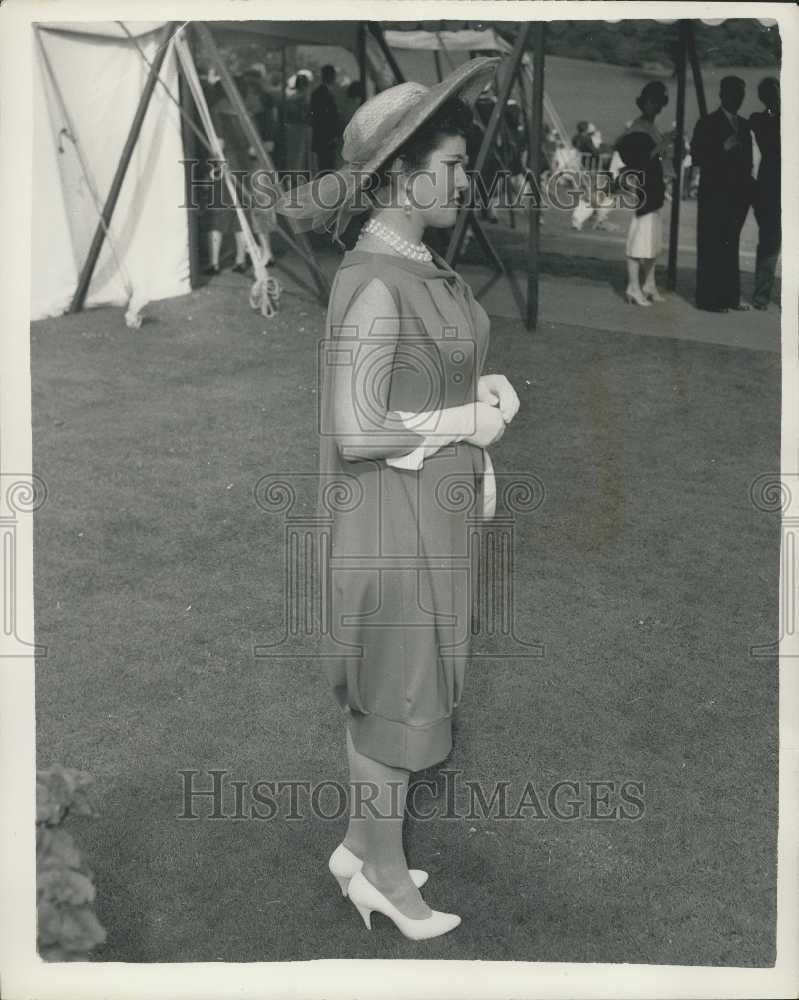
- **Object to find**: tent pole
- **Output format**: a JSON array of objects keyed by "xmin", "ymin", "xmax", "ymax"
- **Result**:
[
  {"xmin": 178, "ymin": 60, "xmax": 201, "ymax": 288},
  {"xmin": 446, "ymin": 24, "xmax": 530, "ymax": 269},
  {"xmin": 280, "ymin": 46, "xmax": 287, "ymax": 172},
  {"xmin": 685, "ymin": 21, "xmax": 708, "ymax": 118},
  {"xmin": 68, "ymin": 21, "xmax": 178, "ymax": 313},
  {"xmin": 356, "ymin": 23, "xmax": 367, "ymax": 100},
  {"xmin": 367, "ymin": 23, "xmax": 405, "ymax": 83},
  {"xmin": 470, "ymin": 215, "xmax": 526, "ymax": 319},
  {"xmin": 526, "ymin": 22, "xmax": 545, "ymax": 331},
  {"xmin": 193, "ymin": 21, "xmax": 329, "ymax": 302},
  {"xmin": 667, "ymin": 21, "xmax": 687, "ymax": 292}
]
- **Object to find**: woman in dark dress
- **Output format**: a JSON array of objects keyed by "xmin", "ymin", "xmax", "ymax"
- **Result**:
[
  {"xmin": 277, "ymin": 59, "xmax": 521, "ymax": 941},
  {"xmin": 615, "ymin": 81, "xmax": 673, "ymax": 306}
]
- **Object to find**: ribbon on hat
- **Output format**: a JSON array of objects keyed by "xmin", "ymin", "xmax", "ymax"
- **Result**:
[{"xmin": 277, "ymin": 162, "xmax": 375, "ymax": 248}]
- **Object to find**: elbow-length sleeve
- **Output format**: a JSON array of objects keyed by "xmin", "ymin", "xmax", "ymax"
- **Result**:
[{"xmin": 328, "ymin": 276, "xmax": 427, "ymax": 463}]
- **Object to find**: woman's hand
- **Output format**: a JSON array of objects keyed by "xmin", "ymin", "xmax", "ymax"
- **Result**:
[
  {"xmin": 477, "ymin": 374, "xmax": 520, "ymax": 424},
  {"xmin": 466, "ymin": 402, "xmax": 506, "ymax": 448}
]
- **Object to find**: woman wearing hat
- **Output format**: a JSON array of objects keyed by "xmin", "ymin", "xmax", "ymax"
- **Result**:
[
  {"xmin": 615, "ymin": 81, "xmax": 674, "ymax": 306},
  {"xmin": 278, "ymin": 59, "xmax": 520, "ymax": 940}
]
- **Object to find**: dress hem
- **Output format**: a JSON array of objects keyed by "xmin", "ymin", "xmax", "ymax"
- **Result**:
[{"xmin": 347, "ymin": 710, "xmax": 452, "ymax": 771}]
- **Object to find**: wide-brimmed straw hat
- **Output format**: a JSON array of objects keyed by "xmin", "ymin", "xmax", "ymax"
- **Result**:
[{"xmin": 276, "ymin": 56, "xmax": 501, "ymax": 246}]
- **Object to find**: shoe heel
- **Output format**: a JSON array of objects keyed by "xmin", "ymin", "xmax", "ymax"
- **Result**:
[
  {"xmin": 333, "ymin": 873, "xmax": 350, "ymax": 897},
  {"xmin": 354, "ymin": 902, "xmax": 372, "ymax": 930}
]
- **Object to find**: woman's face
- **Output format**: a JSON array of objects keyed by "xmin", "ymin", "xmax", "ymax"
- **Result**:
[{"xmin": 406, "ymin": 134, "xmax": 469, "ymax": 229}]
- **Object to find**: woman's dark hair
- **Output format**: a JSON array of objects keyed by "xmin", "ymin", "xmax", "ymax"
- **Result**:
[
  {"xmin": 397, "ymin": 96, "xmax": 473, "ymax": 170},
  {"xmin": 636, "ymin": 81, "xmax": 668, "ymax": 113},
  {"xmin": 371, "ymin": 96, "xmax": 473, "ymax": 193}
]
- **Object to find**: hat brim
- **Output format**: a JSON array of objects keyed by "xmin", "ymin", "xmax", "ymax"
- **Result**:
[{"xmin": 357, "ymin": 56, "xmax": 501, "ymax": 178}]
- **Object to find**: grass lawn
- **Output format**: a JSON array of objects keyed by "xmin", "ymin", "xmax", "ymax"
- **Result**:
[{"xmin": 32, "ymin": 275, "xmax": 779, "ymax": 964}]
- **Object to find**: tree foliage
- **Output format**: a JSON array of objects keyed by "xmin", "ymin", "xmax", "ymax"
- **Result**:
[{"xmin": 543, "ymin": 20, "xmax": 781, "ymax": 69}]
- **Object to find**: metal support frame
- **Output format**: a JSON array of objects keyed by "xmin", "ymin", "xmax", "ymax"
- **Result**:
[
  {"xmin": 525, "ymin": 22, "xmax": 545, "ymax": 330},
  {"xmin": 445, "ymin": 24, "xmax": 532, "ymax": 325},
  {"xmin": 367, "ymin": 22, "xmax": 406, "ymax": 84},
  {"xmin": 193, "ymin": 21, "xmax": 329, "ymax": 302},
  {"xmin": 685, "ymin": 20, "xmax": 708, "ymax": 118},
  {"xmin": 356, "ymin": 22, "xmax": 368, "ymax": 100},
  {"xmin": 666, "ymin": 20, "xmax": 688, "ymax": 292}
]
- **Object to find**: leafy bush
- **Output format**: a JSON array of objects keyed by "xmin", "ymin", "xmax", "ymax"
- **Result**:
[{"xmin": 37, "ymin": 767, "xmax": 106, "ymax": 961}]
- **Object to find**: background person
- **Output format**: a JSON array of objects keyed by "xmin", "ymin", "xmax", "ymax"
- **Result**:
[
  {"xmin": 207, "ymin": 85, "xmax": 274, "ymax": 275},
  {"xmin": 749, "ymin": 77, "xmax": 780, "ymax": 310},
  {"xmin": 283, "ymin": 72, "xmax": 313, "ymax": 175},
  {"xmin": 615, "ymin": 81, "xmax": 673, "ymax": 306},
  {"xmin": 690, "ymin": 76, "xmax": 754, "ymax": 312},
  {"xmin": 340, "ymin": 79, "xmax": 365, "ymax": 132},
  {"xmin": 310, "ymin": 63, "xmax": 342, "ymax": 174}
]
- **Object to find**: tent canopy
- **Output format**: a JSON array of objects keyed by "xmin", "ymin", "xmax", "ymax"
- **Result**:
[
  {"xmin": 383, "ymin": 28, "xmax": 512, "ymax": 52},
  {"xmin": 208, "ymin": 20, "xmax": 361, "ymax": 50}
]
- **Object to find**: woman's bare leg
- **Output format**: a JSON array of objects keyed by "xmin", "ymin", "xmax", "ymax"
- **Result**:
[
  {"xmin": 626, "ymin": 256, "xmax": 642, "ymax": 294},
  {"xmin": 343, "ymin": 725, "xmax": 432, "ymax": 919},
  {"xmin": 234, "ymin": 231, "xmax": 247, "ymax": 265},
  {"xmin": 209, "ymin": 230, "xmax": 222, "ymax": 269},
  {"xmin": 640, "ymin": 258, "xmax": 658, "ymax": 295}
]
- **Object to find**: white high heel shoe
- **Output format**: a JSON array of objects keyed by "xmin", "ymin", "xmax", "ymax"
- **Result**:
[
  {"xmin": 625, "ymin": 287, "xmax": 652, "ymax": 307},
  {"xmin": 347, "ymin": 870, "xmax": 461, "ymax": 941},
  {"xmin": 328, "ymin": 844, "xmax": 428, "ymax": 897}
]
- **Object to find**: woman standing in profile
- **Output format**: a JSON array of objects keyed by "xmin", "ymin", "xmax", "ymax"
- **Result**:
[
  {"xmin": 277, "ymin": 59, "xmax": 520, "ymax": 941},
  {"xmin": 615, "ymin": 81, "xmax": 674, "ymax": 306}
]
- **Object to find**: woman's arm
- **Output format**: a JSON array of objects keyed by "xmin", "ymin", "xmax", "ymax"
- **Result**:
[{"xmin": 331, "ymin": 277, "xmax": 479, "ymax": 462}]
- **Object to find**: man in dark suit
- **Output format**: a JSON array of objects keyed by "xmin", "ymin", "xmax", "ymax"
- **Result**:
[
  {"xmin": 749, "ymin": 77, "xmax": 780, "ymax": 310},
  {"xmin": 310, "ymin": 64, "xmax": 341, "ymax": 175},
  {"xmin": 690, "ymin": 76, "xmax": 754, "ymax": 312}
]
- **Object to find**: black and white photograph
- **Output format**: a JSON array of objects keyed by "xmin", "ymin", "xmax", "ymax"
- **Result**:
[{"xmin": 1, "ymin": 2, "xmax": 797, "ymax": 997}]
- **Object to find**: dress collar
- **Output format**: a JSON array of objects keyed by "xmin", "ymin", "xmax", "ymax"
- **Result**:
[{"xmin": 343, "ymin": 247, "xmax": 459, "ymax": 281}]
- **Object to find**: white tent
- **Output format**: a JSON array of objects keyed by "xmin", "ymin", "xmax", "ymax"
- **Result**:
[
  {"xmin": 31, "ymin": 19, "xmax": 367, "ymax": 322},
  {"xmin": 32, "ymin": 22, "xmax": 190, "ymax": 321}
]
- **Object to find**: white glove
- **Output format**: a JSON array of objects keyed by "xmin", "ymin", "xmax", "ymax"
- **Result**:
[{"xmin": 477, "ymin": 374, "xmax": 520, "ymax": 424}]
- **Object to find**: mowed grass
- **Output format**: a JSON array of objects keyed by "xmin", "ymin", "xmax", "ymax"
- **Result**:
[{"xmin": 32, "ymin": 276, "xmax": 778, "ymax": 964}]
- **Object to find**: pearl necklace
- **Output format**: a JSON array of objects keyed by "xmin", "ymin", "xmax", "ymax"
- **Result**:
[{"xmin": 358, "ymin": 218, "xmax": 432, "ymax": 263}]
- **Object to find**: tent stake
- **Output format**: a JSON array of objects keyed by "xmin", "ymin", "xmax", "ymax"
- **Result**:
[{"xmin": 68, "ymin": 21, "xmax": 178, "ymax": 314}]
